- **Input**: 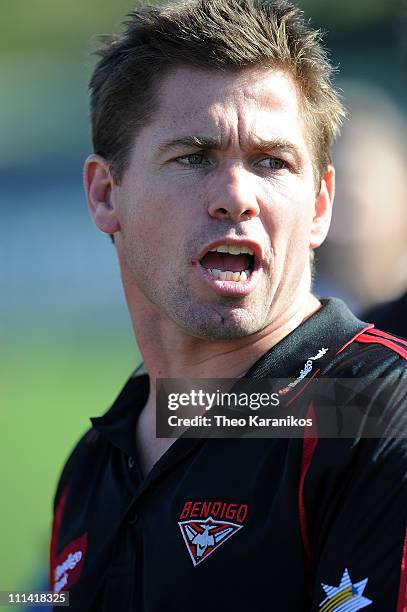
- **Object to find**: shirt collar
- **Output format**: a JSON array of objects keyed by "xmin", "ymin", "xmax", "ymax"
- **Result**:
[
  {"xmin": 91, "ymin": 298, "xmax": 368, "ymax": 452},
  {"xmin": 244, "ymin": 297, "xmax": 368, "ymax": 379},
  {"xmin": 91, "ymin": 370, "xmax": 149, "ymax": 457}
]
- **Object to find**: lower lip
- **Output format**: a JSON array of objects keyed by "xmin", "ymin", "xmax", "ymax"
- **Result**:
[{"xmin": 193, "ymin": 263, "xmax": 262, "ymax": 297}]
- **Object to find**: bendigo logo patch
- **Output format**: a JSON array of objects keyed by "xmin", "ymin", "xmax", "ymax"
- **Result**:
[
  {"xmin": 178, "ymin": 500, "xmax": 248, "ymax": 566},
  {"xmin": 52, "ymin": 532, "xmax": 87, "ymax": 593}
]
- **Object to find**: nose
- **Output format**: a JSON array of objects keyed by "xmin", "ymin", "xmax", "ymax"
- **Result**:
[{"xmin": 207, "ymin": 165, "xmax": 260, "ymax": 222}]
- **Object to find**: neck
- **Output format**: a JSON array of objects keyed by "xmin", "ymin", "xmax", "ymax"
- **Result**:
[{"xmin": 130, "ymin": 292, "xmax": 321, "ymax": 398}]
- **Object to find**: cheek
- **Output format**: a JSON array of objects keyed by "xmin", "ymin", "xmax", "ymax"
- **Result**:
[
  {"xmin": 122, "ymin": 182, "xmax": 160, "ymax": 234},
  {"xmin": 262, "ymin": 188, "xmax": 315, "ymax": 260},
  {"xmin": 120, "ymin": 182, "xmax": 194, "ymax": 265}
]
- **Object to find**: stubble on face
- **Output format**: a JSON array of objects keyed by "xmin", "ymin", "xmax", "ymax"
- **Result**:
[
  {"xmin": 117, "ymin": 67, "xmax": 316, "ymax": 341},
  {"xmin": 121, "ymin": 222, "xmax": 276, "ymax": 340}
]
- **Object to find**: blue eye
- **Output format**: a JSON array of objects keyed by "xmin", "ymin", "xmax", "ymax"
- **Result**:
[
  {"xmin": 179, "ymin": 153, "xmax": 205, "ymax": 165},
  {"xmin": 257, "ymin": 158, "xmax": 285, "ymax": 170}
]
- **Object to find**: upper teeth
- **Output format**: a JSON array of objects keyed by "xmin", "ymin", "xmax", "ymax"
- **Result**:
[{"xmin": 210, "ymin": 245, "xmax": 254, "ymax": 255}]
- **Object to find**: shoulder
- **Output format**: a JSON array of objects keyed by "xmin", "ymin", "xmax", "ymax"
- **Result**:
[
  {"xmin": 52, "ymin": 427, "xmax": 110, "ymax": 511},
  {"xmin": 52, "ymin": 367, "xmax": 149, "ymax": 510},
  {"xmin": 326, "ymin": 326, "xmax": 407, "ymax": 378}
]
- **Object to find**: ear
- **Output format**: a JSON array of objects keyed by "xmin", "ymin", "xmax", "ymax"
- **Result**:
[
  {"xmin": 309, "ymin": 165, "xmax": 335, "ymax": 249},
  {"xmin": 84, "ymin": 154, "xmax": 121, "ymax": 236}
]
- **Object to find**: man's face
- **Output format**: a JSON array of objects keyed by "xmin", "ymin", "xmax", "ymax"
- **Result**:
[{"xmin": 113, "ymin": 66, "xmax": 328, "ymax": 339}]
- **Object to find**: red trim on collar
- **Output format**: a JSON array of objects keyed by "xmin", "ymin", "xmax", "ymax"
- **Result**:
[
  {"xmin": 355, "ymin": 333, "xmax": 407, "ymax": 361},
  {"xmin": 366, "ymin": 328, "xmax": 407, "ymax": 347},
  {"xmin": 335, "ymin": 325, "xmax": 375, "ymax": 356}
]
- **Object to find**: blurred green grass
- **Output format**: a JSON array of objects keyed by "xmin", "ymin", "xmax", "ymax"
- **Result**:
[
  {"xmin": 0, "ymin": 326, "xmax": 140, "ymax": 593},
  {"xmin": 0, "ymin": 1, "xmax": 137, "ymax": 56}
]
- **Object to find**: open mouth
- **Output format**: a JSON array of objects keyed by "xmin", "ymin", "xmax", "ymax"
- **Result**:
[{"xmin": 199, "ymin": 244, "xmax": 255, "ymax": 282}]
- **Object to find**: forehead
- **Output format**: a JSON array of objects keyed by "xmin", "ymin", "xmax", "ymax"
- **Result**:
[{"xmin": 145, "ymin": 65, "xmax": 309, "ymax": 149}]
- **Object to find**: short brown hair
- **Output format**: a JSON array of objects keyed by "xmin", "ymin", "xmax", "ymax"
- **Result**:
[{"xmin": 90, "ymin": 0, "xmax": 345, "ymax": 184}]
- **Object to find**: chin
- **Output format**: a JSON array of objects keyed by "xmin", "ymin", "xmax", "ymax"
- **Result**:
[{"xmin": 171, "ymin": 305, "xmax": 267, "ymax": 340}]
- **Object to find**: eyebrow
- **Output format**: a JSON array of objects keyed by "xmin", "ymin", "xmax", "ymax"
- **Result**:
[
  {"xmin": 157, "ymin": 136, "xmax": 221, "ymax": 154},
  {"xmin": 156, "ymin": 135, "xmax": 303, "ymax": 163}
]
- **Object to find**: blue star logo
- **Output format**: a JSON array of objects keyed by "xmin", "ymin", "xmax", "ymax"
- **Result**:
[{"xmin": 319, "ymin": 568, "xmax": 372, "ymax": 611}]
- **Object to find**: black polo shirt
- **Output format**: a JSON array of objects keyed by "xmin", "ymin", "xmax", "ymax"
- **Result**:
[{"xmin": 49, "ymin": 298, "xmax": 407, "ymax": 611}]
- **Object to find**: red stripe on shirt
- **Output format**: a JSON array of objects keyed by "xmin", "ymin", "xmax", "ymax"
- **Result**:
[
  {"xmin": 49, "ymin": 487, "xmax": 69, "ymax": 590},
  {"xmin": 335, "ymin": 325, "xmax": 375, "ymax": 356},
  {"xmin": 365, "ymin": 327, "xmax": 407, "ymax": 348},
  {"xmin": 397, "ymin": 526, "xmax": 407, "ymax": 612},
  {"xmin": 286, "ymin": 368, "xmax": 321, "ymax": 407},
  {"xmin": 298, "ymin": 401, "xmax": 318, "ymax": 572},
  {"xmin": 355, "ymin": 333, "xmax": 407, "ymax": 361}
]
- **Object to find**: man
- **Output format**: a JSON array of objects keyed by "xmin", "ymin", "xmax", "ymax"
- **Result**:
[{"xmin": 49, "ymin": 0, "xmax": 407, "ymax": 610}]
